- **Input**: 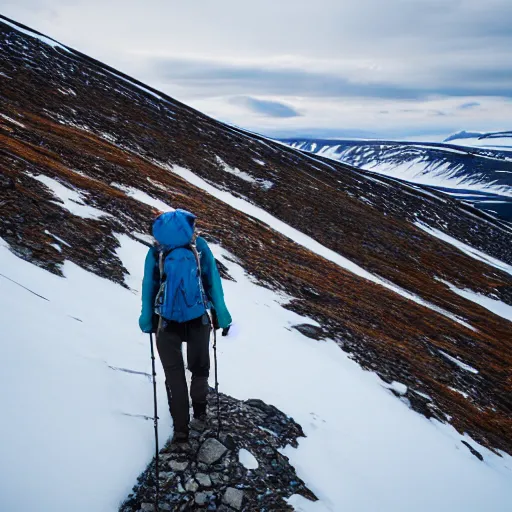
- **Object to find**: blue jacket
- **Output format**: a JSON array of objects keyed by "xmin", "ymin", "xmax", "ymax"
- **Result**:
[{"xmin": 139, "ymin": 236, "xmax": 232, "ymax": 332}]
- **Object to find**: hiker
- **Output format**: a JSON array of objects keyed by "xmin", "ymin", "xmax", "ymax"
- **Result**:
[{"xmin": 139, "ymin": 209, "xmax": 232, "ymax": 442}]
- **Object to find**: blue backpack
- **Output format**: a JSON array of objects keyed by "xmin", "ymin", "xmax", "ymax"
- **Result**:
[{"xmin": 152, "ymin": 210, "xmax": 208, "ymax": 323}]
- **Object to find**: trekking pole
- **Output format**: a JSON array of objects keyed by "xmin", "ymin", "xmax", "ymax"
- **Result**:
[
  {"xmin": 149, "ymin": 333, "xmax": 160, "ymax": 512},
  {"xmin": 212, "ymin": 327, "xmax": 222, "ymax": 438}
]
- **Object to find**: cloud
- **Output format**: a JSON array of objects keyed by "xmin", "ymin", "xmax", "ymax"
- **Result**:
[
  {"xmin": 2, "ymin": 0, "xmax": 512, "ymax": 139},
  {"xmin": 229, "ymin": 96, "xmax": 301, "ymax": 118},
  {"xmin": 458, "ymin": 102, "xmax": 481, "ymax": 110},
  {"xmin": 144, "ymin": 56, "xmax": 512, "ymax": 101}
]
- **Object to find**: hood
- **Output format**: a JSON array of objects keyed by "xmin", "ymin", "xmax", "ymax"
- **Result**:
[{"xmin": 152, "ymin": 209, "xmax": 196, "ymax": 249}]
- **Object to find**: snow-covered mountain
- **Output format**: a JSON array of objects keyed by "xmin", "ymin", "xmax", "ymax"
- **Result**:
[
  {"xmin": 444, "ymin": 130, "xmax": 512, "ymax": 149},
  {"xmin": 284, "ymin": 137, "xmax": 512, "ymax": 221},
  {"xmin": 1, "ymin": 15, "xmax": 512, "ymax": 512}
]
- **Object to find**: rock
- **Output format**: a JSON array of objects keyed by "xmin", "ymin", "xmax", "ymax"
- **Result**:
[
  {"xmin": 195, "ymin": 492, "xmax": 208, "ymax": 506},
  {"xmin": 185, "ymin": 478, "xmax": 199, "ymax": 492},
  {"xmin": 168, "ymin": 460, "xmax": 188, "ymax": 472},
  {"xmin": 195, "ymin": 472, "xmax": 212, "ymax": 487},
  {"xmin": 140, "ymin": 504, "xmax": 154, "ymax": 511},
  {"xmin": 210, "ymin": 472, "xmax": 222, "ymax": 485},
  {"xmin": 292, "ymin": 323, "xmax": 324, "ymax": 340},
  {"xmin": 221, "ymin": 433, "xmax": 236, "ymax": 450},
  {"xmin": 222, "ymin": 487, "xmax": 244, "ymax": 510},
  {"xmin": 461, "ymin": 440, "xmax": 484, "ymax": 461},
  {"xmin": 198, "ymin": 438, "xmax": 228, "ymax": 465},
  {"xmin": 195, "ymin": 491, "xmax": 214, "ymax": 506}
]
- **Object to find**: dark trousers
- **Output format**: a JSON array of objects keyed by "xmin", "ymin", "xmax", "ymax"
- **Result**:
[{"xmin": 156, "ymin": 313, "xmax": 211, "ymax": 433}]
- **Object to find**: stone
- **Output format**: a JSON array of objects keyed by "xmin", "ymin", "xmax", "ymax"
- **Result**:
[
  {"xmin": 461, "ymin": 440, "xmax": 484, "ymax": 461},
  {"xmin": 168, "ymin": 460, "xmax": 188, "ymax": 472},
  {"xmin": 198, "ymin": 438, "xmax": 228, "ymax": 465},
  {"xmin": 221, "ymin": 433, "xmax": 236, "ymax": 450},
  {"xmin": 185, "ymin": 478, "xmax": 199, "ymax": 492},
  {"xmin": 210, "ymin": 472, "xmax": 222, "ymax": 485},
  {"xmin": 195, "ymin": 472, "xmax": 212, "ymax": 487},
  {"xmin": 194, "ymin": 492, "xmax": 208, "ymax": 506},
  {"xmin": 222, "ymin": 487, "xmax": 244, "ymax": 510},
  {"xmin": 194, "ymin": 491, "xmax": 214, "ymax": 506},
  {"xmin": 140, "ymin": 504, "xmax": 154, "ymax": 511},
  {"xmin": 292, "ymin": 323, "xmax": 324, "ymax": 340}
]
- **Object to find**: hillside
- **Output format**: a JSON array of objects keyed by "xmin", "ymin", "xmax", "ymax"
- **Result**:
[
  {"xmin": 284, "ymin": 138, "xmax": 512, "ymax": 221},
  {"xmin": 1, "ymin": 14, "xmax": 512, "ymax": 512}
]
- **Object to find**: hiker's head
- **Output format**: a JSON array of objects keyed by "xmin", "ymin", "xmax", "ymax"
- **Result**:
[{"xmin": 152, "ymin": 209, "xmax": 196, "ymax": 248}]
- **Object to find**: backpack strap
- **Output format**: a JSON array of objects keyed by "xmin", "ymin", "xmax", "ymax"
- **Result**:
[{"xmin": 189, "ymin": 242, "xmax": 210, "ymax": 311}]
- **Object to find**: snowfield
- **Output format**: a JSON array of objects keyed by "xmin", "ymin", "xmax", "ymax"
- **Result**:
[{"xmin": 1, "ymin": 230, "xmax": 512, "ymax": 512}]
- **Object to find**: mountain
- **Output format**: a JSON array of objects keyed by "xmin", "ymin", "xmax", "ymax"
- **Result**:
[
  {"xmin": 1, "ymin": 15, "xmax": 512, "ymax": 512},
  {"xmin": 443, "ymin": 130, "xmax": 488, "ymax": 143},
  {"xmin": 283, "ymin": 137, "xmax": 512, "ymax": 222},
  {"xmin": 444, "ymin": 130, "xmax": 512, "ymax": 149}
]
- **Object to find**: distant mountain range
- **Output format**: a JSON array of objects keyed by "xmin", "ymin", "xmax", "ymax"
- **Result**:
[{"xmin": 283, "ymin": 134, "xmax": 512, "ymax": 221}]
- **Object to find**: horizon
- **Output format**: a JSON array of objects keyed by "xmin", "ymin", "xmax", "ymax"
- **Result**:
[{"xmin": 1, "ymin": 2, "xmax": 511, "ymax": 141}]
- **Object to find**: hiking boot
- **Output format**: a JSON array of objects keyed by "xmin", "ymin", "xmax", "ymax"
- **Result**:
[
  {"xmin": 190, "ymin": 413, "xmax": 208, "ymax": 432},
  {"xmin": 171, "ymin": 429, "xmax": 189, "ymax": 444}
]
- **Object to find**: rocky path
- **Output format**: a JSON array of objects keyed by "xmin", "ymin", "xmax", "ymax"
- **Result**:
[{"xmin": 120, "ymin": 391, "xmax": 316, "ymax": 511}]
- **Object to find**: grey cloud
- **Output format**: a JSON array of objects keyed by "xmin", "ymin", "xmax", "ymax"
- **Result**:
[
  {"xmin": 230, "ymin": 96, "xmax": 301, "ymax": 118},
  {"xmin": 147, "ymin": 57, "xmax": 512, "ymax": 100}
]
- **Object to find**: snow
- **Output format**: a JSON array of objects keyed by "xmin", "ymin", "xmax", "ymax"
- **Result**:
[
  {"xmin": 210, "ymin": 244, "xmax": 512, "ymax": 512},
  {"xmin": 0, "ymin": 236, "xmax": 171, "ymax": 512},
  {"xmin": 30, "ymin": 174, "xmax": 111, "ymax": 220},
  {"xmin": 448, "ymin": 137, "xmax": 512, "ymax": 150},
  {"xmin": 1, "ymin": 233, "xmax": 512, "ymax": 512},
  {"xmin": 112, "ymin": 183, "xmax": 173, "ymax": 212},
  {"xmin": 439, "ymin": 351, "xmax": 479, "ymax": 374},
  {"xmin": 385, "ymin": 381, "xmax": 408, "ymax": 395},
  {"xmin": 441, "ymin": 281, "xmax": 512, "ymax": 323},
  {"xmin": 414, "ymin": 222, "xmax": 512, "ymax": 277},
  {"xmin": 361, "ymin": 159, "xmax": 512, "ymax": 198},
  {"xmin": 449, "ymin": 387, "xmax": 469, "ymax": 399},
  {"xmin": 0, "ymin": 112, "xmax": 25, "ymax": 127},
  {"xmin": 216, "ymin": 156, "xmax": 258, "ymax": 184},
  {"xmin": 162, "ymin": 163, "xmax": 476, "ymax": 330},
  {"xmin": 216, "ymin": 156, "xmax": 273, "ymax": 190},
  {"xmin": 1, "ymin": 17, "xmax": 70, "ymax": 53},
  {"xmin": 253, "ymin": 158, "xmax": 266, "ymax": 166},
  {"xmin": 44, "ymin": 230, "xmax": 71, "ymax": 247},
  {"xmin": 238, "ymin": 448, "xmax": 259, "ymax": 469},
  {"xmin": 0, "ymin": 113, "xmax": 25, "ymax": 128}
]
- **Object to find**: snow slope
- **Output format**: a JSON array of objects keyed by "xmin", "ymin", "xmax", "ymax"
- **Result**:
[
  {"xmin": 284, "ymin": 138, "xmax": 512, "ymax": 221},
  {"xmin": 0, "ymin": 236, "xmax": 171, "ymax": 512},
  {"xmin": 2, "ymin": 232, "xmax": 512, "ymax": 512}
]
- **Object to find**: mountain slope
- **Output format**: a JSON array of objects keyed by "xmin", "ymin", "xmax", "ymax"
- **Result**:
[
  {"xmin": 1, "ymin": 15, "xmax": 512, "ymax": 512},
  {"xmin": 284, "ymin": 138, "xmax": 512, "ymax": 221}
]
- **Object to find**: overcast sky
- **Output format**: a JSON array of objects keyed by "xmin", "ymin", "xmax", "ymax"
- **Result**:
[{"xmin": 2, "ymin": 0, "xmax": 511, "ymax": 140}]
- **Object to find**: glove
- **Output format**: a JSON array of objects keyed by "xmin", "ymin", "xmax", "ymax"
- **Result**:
[
  {"xmin": 138, "ymin": 313, "xmax": 159, "ymax": 334},
  {"xmin": 222, "ymin": 325, "xmax": 231, "ymax": 337}
]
